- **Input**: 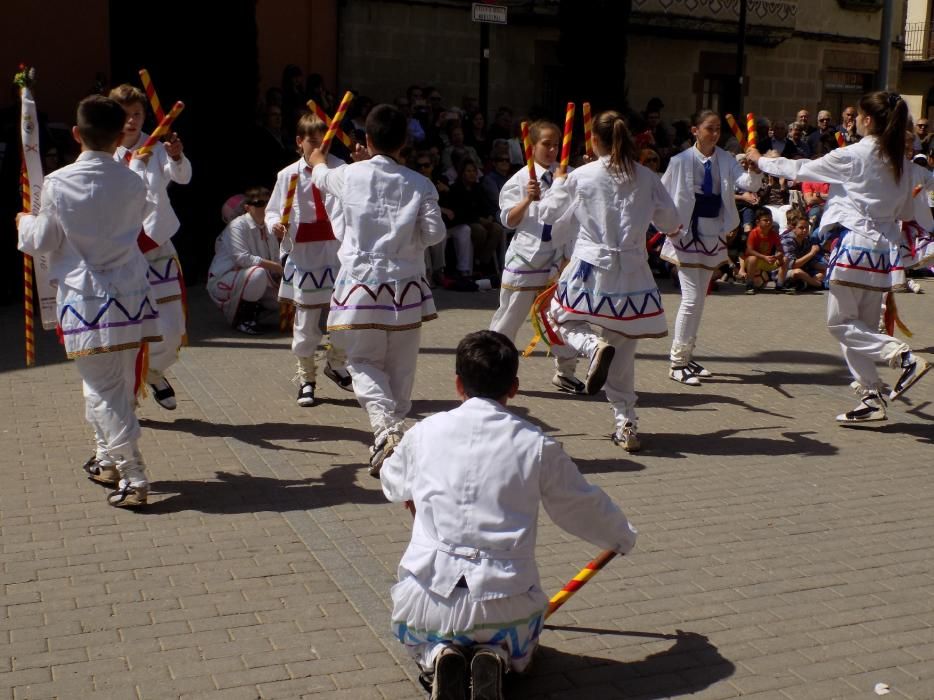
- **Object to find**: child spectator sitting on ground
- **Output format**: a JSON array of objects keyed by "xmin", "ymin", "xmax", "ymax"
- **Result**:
[
  {"xmin": 745, "ymin": 207, "xmax": 785, "ymax": 294},
  {"xmin": 779, "ymin": 208, "xmax": 826, "ymax": 293}
]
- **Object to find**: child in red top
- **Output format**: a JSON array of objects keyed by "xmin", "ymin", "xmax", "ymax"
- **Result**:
[{"xmin": 745, "ymin": 207, "xmax": 785, "ymax": 293}]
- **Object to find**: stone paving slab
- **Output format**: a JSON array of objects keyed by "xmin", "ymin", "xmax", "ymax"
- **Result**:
[{"xmin": 1, "ymin": 277, "xmax": 932, "ymax": 699}]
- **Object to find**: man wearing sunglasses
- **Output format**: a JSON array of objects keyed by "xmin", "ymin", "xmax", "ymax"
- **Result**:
[{"xmin": 806, "ymin": 110, "xmax": 835, "ymax": 155}]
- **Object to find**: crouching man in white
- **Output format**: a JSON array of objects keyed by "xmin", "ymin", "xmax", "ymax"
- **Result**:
[
  {"xmin": 380, "ymin": 331, "xmax": 637, "ymax": 700},
  {"xmin": 207, "ymin": 187, "xmax": 282, "ymax": 334}
]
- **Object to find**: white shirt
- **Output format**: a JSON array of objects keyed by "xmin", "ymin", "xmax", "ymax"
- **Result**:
[
  {"xmin": 312, "ymin": 154, "xmax": 446, "ymax": 282},
  {"xmin": 209, "ymin": 213, "xmax": 279, "ymax": 277},
  {"xmin": 381, "ymin": 397, "xmax": 637, "ymax": 602},
  {"xmin": 538, "ymin": 156, "xmax": 681, "ymax": 267},
  {"xmin": 760, "ymin": 136, "xmax": 914, "ymax": 240},
  {"xmin": 266, "ymin": 155, "xmax": 345, "ymax": 254},
  {"xmin": 498, "ymin": 162, "xmax": 573, "ymax": 257},
  {"xmin": 18, "ymin": 151, "xmax": 150, "ymax": 285},
  {"xmin": 115, "ymin": 133, "xmax": 192, "ymax": 245}
]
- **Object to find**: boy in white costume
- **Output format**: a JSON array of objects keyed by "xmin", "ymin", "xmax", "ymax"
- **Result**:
[
  {"xmin": 207, "ymin": 186, "xmax": 282, "ymax": 332},
  {"xmin": 268, "ymin": 113, "xmax": 351, "ymax": 407},
  {"xmin": 539, "ymin": 111, "xmax": 682, "ymax": 451},
  {"xmin": 110, "ymin": 84, "xmax": 192, "ymax": 411},
  {"xmin": 381, "ymin": 330, "xmax": 637, "ymax": 700},
  {"xmin": 661, "ymin": 110, "xmax": 762, "ymax": 386},
  {"xmin": 17, "ymin": 96, "xmax": 159, "ymax": 508},
  {"xmin": 489, "ymin": 120, "xmax": 583, "ymax": 393},
  {"xmin": 750, "ymin": 91, "xmax": 930, "ymax": 422},
  {"xmin": 310, "ymin": 104, "xmax": 446, "ymax": 475}
]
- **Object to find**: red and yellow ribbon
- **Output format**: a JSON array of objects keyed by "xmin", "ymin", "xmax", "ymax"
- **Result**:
[
  {"xmin": 130, "ymin": 100, "xmax": 185, "ymax": 160},
  {"xmin": 745, "ymin": 112, "xmax": 757, "ymax": 151},
  {"xmin": 560, "ymin": 102, "xmax": 575, "ymax": 173},
  {"xmin": 835, "ymin": 131, "xmax": 846, "ymax": 148},
  {"xmin": 544, "ymin": 549, "xmax": 618, "ymax": 620},
  {"xmin": 138, "ymin": 68, "xmax": 165, "ymax": 123},
  {"xmin": 321, "ymin": 91, "xmax": 354, "ymax": 152},
  {"xmin": 582, "ymin": 102, "xmax": 593, "ymax": 158},
  {"xmin": 725, "ymin": 114, "xmax": 746, "ymax": 150},
  {"xmin": 307, "ymin": 99, "xmax": 352, "ymax": 148}
]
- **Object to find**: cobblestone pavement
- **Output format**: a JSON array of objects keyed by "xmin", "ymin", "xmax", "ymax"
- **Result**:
[{"xmin": 1, "ymin": 277, "xmax": 932, "ymax": 700}]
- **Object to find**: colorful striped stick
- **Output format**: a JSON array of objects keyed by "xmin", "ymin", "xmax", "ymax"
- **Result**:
[
  {"xmin": 521, "ymin": 121, "xmax": 536, "ymax": 182},
  {"xmin": 835, "ymin": 131, "xmax": 846, "ymax": 148},
  {"xmin": 129, "ymin": 100, "xmax": 185, "ymax": 160},
  {"xmin": 559, "ymin": 102, "xmax": 575, "ymax": 173},
  {"xmin": 307, "ymin": 99, "xmax": 352, "ymax": 148},
  {"xmin": 20, "ymin": 162, "xmax": 35, "ymax": 367},
  {"xmin": 544, "ymin": 549, "xmax": 618, "ymax": 620},
  {"xmin": 278, "ymin": 173, "xmax": 300, "ymax": 332},
  {"xmin": 138, "ymin": 68, "xmax": 165, "ymax": 122},
  {"xmin": 321, "ymin": 91, "xmax": 354, "ymax": 152},
  {"xmin": 582, "ymin": 102, "xmax": 594, "ymax": 158},
  {"xmin": 725, "ymin": 114, "xmax": 746, "ymax": 150},
  {"xmin": 746, "ymin": 112, "xmax": 757, "ymax": 151}
]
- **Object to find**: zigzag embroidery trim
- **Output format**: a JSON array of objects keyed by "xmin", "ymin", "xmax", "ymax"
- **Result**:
[
  {"xmin": 671, "ymin": 235, "xmax": 726, "ymax": 256},
  {"xmin": 831, "ymin": 245, "xmax": 892, "ymax": 274},
  {"xmin": 148, "ymin": 257, "xmax": 180, "ymax": 283},
  {"xmin": 283, "ymin": 266, "xmax": 337, "ymax": 289},
  {"xmin": 392, "ymin": 611, "xmax": 543, "ymax": 660},
  {"xmin": 60, "ymin": 297, "xmax": 159, "ymax": 334},
  {"xmin": 331, "ymin": 279, "xmax": 432, "ymax": 310},
  {"xmin": 557, "ymin": 285, "xmax": 664, "ymax": 320}
]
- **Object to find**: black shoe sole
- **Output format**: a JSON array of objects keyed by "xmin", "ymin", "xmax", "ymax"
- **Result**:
[
  {"xmin": 470, "ymin": 651, "xmax": 503, "ymax": 700},
  {"xmin": 433, "ymin": 649, "xmax": 467, "ymax": 700}
]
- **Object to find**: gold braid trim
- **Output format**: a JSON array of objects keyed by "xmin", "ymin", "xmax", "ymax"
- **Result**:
[
  {"xmin": 66, "ymin": 337, "xmax": 162, "ymax": 360},
  {"xmin": 327, "ymin": 314, "xmax": 437, "ymax": 332},
  {"xmin": 155, "ymin": 294, "xmax": 183, "ymax": 304},
  {"xmin": 830, "ymin": 280, "xmax": 891, "ymax": 292},
  {"xmin": 277, "ymin": 298, "xmax": 329, "ymax": 310}
]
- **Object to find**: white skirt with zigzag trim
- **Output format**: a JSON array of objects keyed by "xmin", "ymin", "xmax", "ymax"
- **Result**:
[{"xmin": 326, "ymin": 272, "xmax": 437, "ymax": 331}]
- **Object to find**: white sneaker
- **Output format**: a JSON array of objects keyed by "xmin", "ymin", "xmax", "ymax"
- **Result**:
[
  {"xmin": 907, "ymin": 279, "xmax": 923, "ymax": 294},
  {"xmin": 612, "ymin": 422, "xmax": 641, "ymax": 452},
  {"xmin": 669, "ymin": 366, "xmax": 701, "ymax": 386},
  {"xmin": 836, "ymin": 392, "xmax": 887, "ymax": 423},
  {"xmin": 296, "ymin": 382, "xmax": 316, "ymax": 407},
  {"xmin": 584, "ymin": 342, "xmax": 615, "ymax": 395},
  {"xmin": 551, "ymin": 373, "xmax": 585, "ymax": 394}
]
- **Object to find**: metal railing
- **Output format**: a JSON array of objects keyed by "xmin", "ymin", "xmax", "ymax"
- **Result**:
[{"xmin": 904, "ymin": 21, "xmax": 934, "ymax": 61}]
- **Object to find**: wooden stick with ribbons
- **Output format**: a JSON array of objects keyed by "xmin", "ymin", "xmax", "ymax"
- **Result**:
[
  {"xmin": 307, "ymin": 99, "xmax": 352, "ymax": 148},
  {"xmin": 544, "ymin": 549, "xmax": 619, "ymax": 620},
  {"xmin": 20, "ymin": 161, "xmax": 35, "ymax": 367},
  {"xmin": 320, "ymin": 91, "xmax": 354, "ymax": 153},
  {"xmin": 558, "ymin": 101, "xmax": 575, "ymax": 176},
  {"xmin": 724, "ymin": 114, "xmax": 746, "ymax": 150},
  {"xmin": 138, "ymin": 68, "xmax": 165, "ymax": 122},
  {"xmin": 278, "ymin": 173, "xmax": 300, "ymax": 332},
  {"xmin": 132, "ymin": 100, "xmax": 185, "ymax": 159},
  {"xmin": 582, "ymin": 102, "xmax": 594, "ymax": 159},
  {"xmin": 745, "ymin": 112, "xmax": 757, "ymax": 151},
  {"xmin": 521, "ymin": 121, "xmax": 536, "ymax": 183}
]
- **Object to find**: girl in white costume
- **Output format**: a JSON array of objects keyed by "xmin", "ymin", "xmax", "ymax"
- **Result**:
[
  {"xmin": 489, "ymin": 121, "xmax": 583, "ymax": 393},
  {"xmin": 660, "ymin": 110, "xmax": 762, "ymax": 386},
  {"xmin": 539, "ymin": 111, "xmax": 681, "ymax": 450},
  {"xmin": 749, "ymin": 92, "xmax": 930, "ymax": 422}
]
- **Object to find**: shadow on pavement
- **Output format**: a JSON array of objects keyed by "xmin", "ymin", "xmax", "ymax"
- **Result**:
[
  {"xmin": 572, "ymin": 457, "xmax": 646, "ymax": 474},
  {"xmin": 142, "ymin": 466, "xmax": 383, "ymax": 514},
  {"xmin": 142, "ymin": 417, "xmax": 372, "ymax": 452},
  {"xmin": 509, "ymin": 628, "xmax": 734, "ymax": 699},
  {"xmin": 647, "ymin": 427, "xmax": 837, "ymax": 459}
]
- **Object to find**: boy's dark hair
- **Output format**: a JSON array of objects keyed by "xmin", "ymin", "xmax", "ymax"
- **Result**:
[
  {"xmin": 455, "ymin": 331, "xmax": 518, "ymax": 400},
  {"xmin": 754, "ymin": 207, "xmax": 773, "ymax": 221},
  {"xmin": 296, "ymin": 112, "xmax": 327, "ymax": 139},
  {"xmin": 108, "ymin": 84, "xmax": 147, "ymax": 108},
  {"xmin": 365, "ymin": 104, "xmax": 408, "ymax": 153},
  {"xmin": 77, "ymin": 95, "xmax": 127, "ymax": 151}
]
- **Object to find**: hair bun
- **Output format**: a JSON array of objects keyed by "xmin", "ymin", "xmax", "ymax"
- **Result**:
[{"xmin": 887, "ymin": 92, "xmax": 902, "ymax": 109}]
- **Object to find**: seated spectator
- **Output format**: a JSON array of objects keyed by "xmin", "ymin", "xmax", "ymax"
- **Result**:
[
  {"xmin": 796, "ymin": 108, "xmax": 814, "ymax": 136},
  {"xmin": 801, "ymin": 179, "xmax": 829, "ymax": 230},
  {"xmin": 780, "ymin": 209, "xmax": 826, "ymax": 292},
  {"xmin": 482, "ymin": 144, "xmax": 513, "ymax": 222},
  {"xmin": 806, "ymin": 110, "xmax": 835, "ymax": 155},
  {"xmin": 488, "ymin": 106, "xmax": 513, "ymax": 142},
  {"xmin": 838, "ymin": 106, "xmax": 860, "ymax": 145},
  {"xmin": 732, "ymin": 153, "xmax": 760, "ymax": 280},
  {"xmin": 395, "ymin": 96, "xmax": 426, "ymax": 146},
  {"xmin": 441, "ymin": 123, "xmax": 481, "ymax": 173},
  {"xmin": 465, "ymin": 111, "xmax": 491, "ymax": 164},
  {"xmin": 744, "ymin": 208, "xmax": 785, "ymax": 294},
  {"xmin": 787, "ymin": 121, "xmax": 810, "ymax": 158},
  {"xmin": 207, "ymin": 187, "xmax": 282, "ymax": 333},
  {"xmin": 437, "ymin": 159, "xmax": 504, "ymax": 281},
  {"xmin": 766, "ymin": 120, "xmax": 798, "ymax": 158}
]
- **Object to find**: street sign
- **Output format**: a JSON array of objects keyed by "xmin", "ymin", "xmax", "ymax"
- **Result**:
[{"xmin": 472, "ymin": 3, "xmax": 507, "ymax": 24}]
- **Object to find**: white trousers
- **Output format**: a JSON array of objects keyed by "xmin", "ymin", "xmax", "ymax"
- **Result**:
[
  {"xmin": 241, "ymin": 266, "xmax": 278, "ymax": 305},
  {"xmin": 293, "ymin": 307, "xmax": 347, "ymax": 381},
  {"xmin": 670, "ymin": 267, "xmax": 714, "ymax": 366},
  {"xmin": 75, "ymin": 350, "xmax": 146, "ymax": 483},
  {"xmin": 336, "ymin": 327, "xmax": 421, "ymax": 434},
  {"xmin": 558, "ymin": 321, "xmax": 639, "ymax": 427},
  {"xmin": 147, "ymin": 299, "xmax": 184, "ymax": 382},
  {"xmin": 826, "ymin": 285, "xmax": 908, "ymax": 391},
  {"xmin": 490, "ymin": 288, "xmax": 578, "ymax": 375}
]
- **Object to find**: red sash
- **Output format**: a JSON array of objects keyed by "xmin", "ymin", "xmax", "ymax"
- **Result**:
[
  {"xmin": 295, "ymin": 185, "xmax": 335, "ymax": 243},
  {"xmin": 137, "ymin": 228, "xmax": 159, "ymax": 253}
]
